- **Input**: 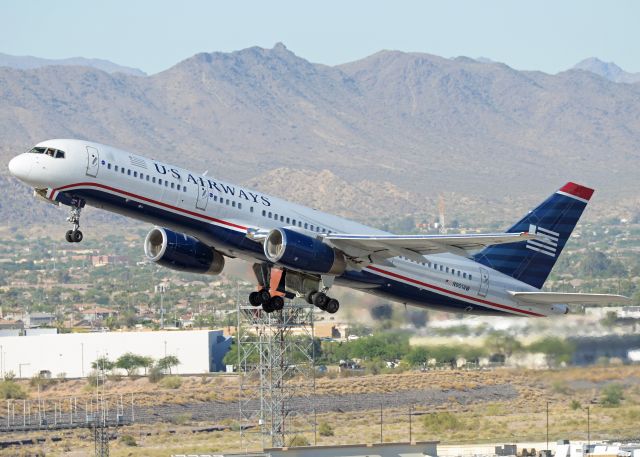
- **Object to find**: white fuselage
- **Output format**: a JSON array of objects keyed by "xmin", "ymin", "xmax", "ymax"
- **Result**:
[{"xmin": 9, "ymin": 139, "xmax": 557, "ymax": 317}]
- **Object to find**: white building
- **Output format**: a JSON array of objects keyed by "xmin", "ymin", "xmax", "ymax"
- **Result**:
[{"xmin": 0, "ymin": 329, "xmax": 231, "ymax": 379}]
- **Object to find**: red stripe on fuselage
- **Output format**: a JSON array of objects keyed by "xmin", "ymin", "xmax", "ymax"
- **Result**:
[
  {"xmin": 366, "ymin": 265, "xmax": 544, "ymax": 317},
  {"xmin": 53, "ymin": 182, "xmax": 248, "ymax": 231},
  {"xmin": 54, "ymin": 182, "xmax": 543, "ymax": 317}
]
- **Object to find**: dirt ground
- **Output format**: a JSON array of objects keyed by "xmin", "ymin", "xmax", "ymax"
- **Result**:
[{"xmin": 1, "ymin": 365, "xmax": 639, "ymax": 456}]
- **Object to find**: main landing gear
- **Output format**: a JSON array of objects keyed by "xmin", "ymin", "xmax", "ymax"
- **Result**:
[
  {"xmin": 306, "ymin": 291, "xmax": 340, "ymax": 314},
  {"xmin": 65, "ymin": 199, "xmax": 85, "ymax": 243},
  {"xmin": 249, "ymin": 263, "xmax": 340, "ymax": 314},
  {"xmin": 249, "ymin": 289, "xmax": 284, "ymax": 313}
]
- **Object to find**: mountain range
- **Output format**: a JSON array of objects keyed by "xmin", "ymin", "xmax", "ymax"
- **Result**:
[{"xmin": 0, "ymin": 45, "xmax": 638, "ymax": 228}]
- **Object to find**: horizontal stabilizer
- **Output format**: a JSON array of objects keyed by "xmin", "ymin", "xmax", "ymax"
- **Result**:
[
  {"xmin": 325, "ymin": 232, "xmax": 538, "ymax": 264},
  {"xmin": 508, "ymin": 291, "xmax": 631, "ymax": 305}
]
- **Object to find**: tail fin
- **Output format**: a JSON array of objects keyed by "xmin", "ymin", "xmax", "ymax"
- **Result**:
[{"xmin": 473, "ymin": 182, "xmax": 593, "ymax": 289}]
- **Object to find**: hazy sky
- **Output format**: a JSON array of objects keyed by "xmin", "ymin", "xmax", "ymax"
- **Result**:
[{"xmin": 2, "ymin": 0, "xmax": 638, "ymax": 75}]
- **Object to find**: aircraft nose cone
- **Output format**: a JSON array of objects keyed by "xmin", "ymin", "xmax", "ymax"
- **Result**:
[{"xmin": 8, "ymin": 155, "xmax": 32, "ymax": 181}]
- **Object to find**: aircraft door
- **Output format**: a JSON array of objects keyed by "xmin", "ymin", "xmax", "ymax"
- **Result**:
[
  {"xmin": 478, "ymin": 267, "xmax": 490, "ymax": 297},
  {"xmin": 196, "ymin": 184, "xmax": 208, "ymax": 210},
  {"xmin": 86, "ymin": 146, "xmax": 99, "ymax": 177}
]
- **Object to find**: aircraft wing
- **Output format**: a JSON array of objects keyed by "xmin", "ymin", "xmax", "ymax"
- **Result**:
[
  {"xmin": 508, "ymin": 291, "xmax": 631, "ymax": 305},
  {"xmin": 324, "ymin": 232, "xmax": 537, "ymax": 265}
]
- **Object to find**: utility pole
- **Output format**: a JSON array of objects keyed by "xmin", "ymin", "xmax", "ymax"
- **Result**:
[
  {"xmin": 587, "ymin": 406, "xmax": 590, "ymax": 448},
  {"xmin": 546, "ymin": 401, "xmax": 549, "ymax": 451}
]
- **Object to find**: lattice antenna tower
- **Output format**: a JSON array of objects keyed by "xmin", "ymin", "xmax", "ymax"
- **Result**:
[{"xmin": 237, "ymin": 297, "xmax": 316, "ymax": 450}]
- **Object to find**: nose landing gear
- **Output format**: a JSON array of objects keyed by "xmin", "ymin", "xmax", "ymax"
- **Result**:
[{"xmin": 65, "ymin": 199, "xmax": 85, "ymax": 243}]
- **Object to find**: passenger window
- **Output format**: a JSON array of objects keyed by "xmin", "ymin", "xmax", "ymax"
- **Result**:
[
  {"xmin": 133, "ymin": 171, "xmax": 138, "ymax": 178},
  {"xmin": 232, "ymin": 201, "xmax": 236, "ymax": 207},
  {"xmin": 177, "ymin": 184, "xmax": 181, "ymax": 190},
  {"xmin": 292, "ymin": 219, "xmax": 296, "ymax": 225},
  {"xmin": 286, "ymin": 217, "xmax": 290, "ymax": 224},
  {"xmin": 304, "ymin": 223, "xmax": 308, "ymax": 229},
  {"xmin": 446, "ymin": 267, "xmax": 449, "ymax": 273},
  {"xmin": 213, "ymin": 196, "xmax": 217, "ymax": 202},
  {"xmin": 146, "ymin": 175, "xmax": 150, "ymax": 181},
  {"xmin": 463, "ymin": 272, "xmax": 467, "ymax": 279},
  {"xmin": 310, "ymin": 225, "xmax": 314, "ymax": 231},
  {"xmin": 469, "ymin": 274, "xmax": 473, "ymax": 280},
  {"xmin": 250, "ymin": 207, "xmax": 254, "ymax": 213},
  {"xmin": 107, "ymin": 163, "xmax": 112, "ymax": 170},
  {"xmin": 115, "ymin": 165, "xmax": 118, "ymax": 172},
  {"xmin": 451, "ymin": 269, "xmax": 455, "ymax": 275},
  {"xmin": 171, "ymin": 182, "xmax": 175, "ymax": 189},
  {"xmin": 165, "ymin": 181, "xmax": 168, "ymax": 187},
  {"xmin": 121, "ymin": 168, "xmax": 125, "ymax": 174},
  {"xmin": 440, "ymin": 265, "xmax": 443, "ymax": 271},
  {"xmin": 158, "ymin": 179, "xmax": 162, "ymax": 185},
  {"xmin": 183, "ymin": 186, "xmax": 187, "ymax": 192},
  {"xmin": 140, "ymin": 173, "xmax": 144, "ymax": 179},
  {"xmin": 458, "ymin": 271, "xmax": 461, "ymax": 277},
  {"xmin": 280, "ymin": 215, "xmax": 284, "ymax": 222},
  {"xmin": 238, "ymin": 203, "xmax": 242, "ymax": 209},
  {"xmin": 262, "ymin": 210, "xmax": 266, "ymax": 217},
  {"xmin": 152, "ymin": 177, "xmax": 156, "ymax": 183},
  {"xmin": 225, "ymin": 199, "xmax": 229, "ymax": 205},
  {"xmin": 127, "ymin": 169, "xmax": 131, "ymax": 176}
]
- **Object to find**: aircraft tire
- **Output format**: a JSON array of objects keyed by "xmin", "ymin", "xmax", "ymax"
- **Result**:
[
  {"xmin": 325, "ymin": 299, "xmax": 339, "ymax": 314},
  {"xmin": 249, "ymin": 291, "xmax": 262, "ymax": 307},
  {"xmin": 65, "ymin": 230, "xmax": 74, "ymax": 243},
  {"xmin": 312, "ymin": 292, "xmax": 328, "ymax": 309},
  {"xmin": 259, "ymin": 289, "xmax": 271, "ymax": 305},
  {"xmin": 72, "ymin": 230, "xmax": 83, "ymax": 243},
  {"xmin": 271, "ymin": 296, "xmax": 284, "ymax": 311}
]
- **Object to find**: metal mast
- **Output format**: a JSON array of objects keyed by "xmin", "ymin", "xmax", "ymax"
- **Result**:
[{"xmin": 238, "ymin": 297, "xmax": 316, "ymax": 450}]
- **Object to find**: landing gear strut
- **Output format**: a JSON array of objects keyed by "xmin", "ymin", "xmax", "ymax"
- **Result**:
[{"xmin": 65, "ymin": 200, "xmax": 85, "ymax": 243}]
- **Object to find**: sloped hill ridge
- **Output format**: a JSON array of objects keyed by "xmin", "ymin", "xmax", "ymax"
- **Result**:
[{"xmin": 0, "ymin": 44, "xmax": 639, "ymax": 226}]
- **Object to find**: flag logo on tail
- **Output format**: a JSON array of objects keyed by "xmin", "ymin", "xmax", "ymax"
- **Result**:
[{"xmin": 526, "ymin": 224, "xmax": 559, "ymax": 257}]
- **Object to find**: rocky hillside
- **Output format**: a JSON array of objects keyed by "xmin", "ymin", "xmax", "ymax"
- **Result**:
[{"xmin": 1, "ymin": 44, "xmax": 639, "ymax": 227}]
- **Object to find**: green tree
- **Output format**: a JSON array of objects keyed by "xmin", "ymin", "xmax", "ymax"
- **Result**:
[
  {"xmin": 116, "ymin": 353, "xmax": 151, "ymax": 376},
  {"xmin": 157, "ymin": 355, "xmax": 180, "ymax": 374},
  {"xmin": 404, "ymin": 346, "xmax": 429, "ymax": 366},
  {"xmin": 527, "ymin": 337, "xmax": 576, "ymax": 366},
  {"xmin": 485, "ymin": 331, "xmax": 522, "ymax": 358},
  {"xmin": 91, "ymin": 356, "xmax": 115, "ymax": 372}
]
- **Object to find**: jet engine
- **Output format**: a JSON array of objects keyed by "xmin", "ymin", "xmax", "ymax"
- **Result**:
[
  {"xmin": 264, "ymin": 228, "xmax": 345, "ymax": 275},
  {"xmin": 144, "ymin": 227, "xmax": 224, "ymax": 275}
]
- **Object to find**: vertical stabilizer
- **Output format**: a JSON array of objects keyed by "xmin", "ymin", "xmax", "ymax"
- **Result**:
[{"xmin": 473, "ymin": 182, "xmax": 593, "ymax": 289}]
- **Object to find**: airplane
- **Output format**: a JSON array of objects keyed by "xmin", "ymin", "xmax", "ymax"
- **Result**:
[{"xmin": 8, "ymin": 139, "xmax": 630, "ymax": 316}]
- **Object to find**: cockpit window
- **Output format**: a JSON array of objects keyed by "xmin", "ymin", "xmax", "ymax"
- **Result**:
[{"xmin": 29, "ymin": 147, "xmax": 65, "ymax": 158}]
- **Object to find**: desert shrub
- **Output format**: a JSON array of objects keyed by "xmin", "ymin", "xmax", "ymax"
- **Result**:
[
  {"xmin": 3, "ymin": 371, "xmax": 15, "ymax": 381},
  {"xmin": 30, "ymin": 373, "xmax": 55, "ymax": 390},
  {"xmin": 86, "ymin": 370, "xmax": 99, "ymax": 387},
  {"xmin": 601, "ymin": 383, "xmax": 624, "ymax": 407},
  {"xmin": 570, "ymin": 399, "xmax": 581, "ymax": 410},
  {"xmin": 148, "ymin": 365, "xmax": 164, "ymax": 383},
  {"xmin": 159, "ymin": 375, "xmax": 182, "ymax": 389},
  {"xmin": 120, "ymin": 434, "xmax": 137, "ymax": 446},
  {"xmin": 318, "ymin": 421, "xmax": 334, "ymax": 437},
  {"xmin": 422, "ymin": 412, "xmax": 462, "ymax": 432},
  {"xmin": 288, "ymin": 435, "xmax": 310, "ymax": 447},
  {"xmin": 0, "ymin": 380, "xmax": 28, "ymax": 399},
  {"xmin": 552, "ymin": 380, "xmax": 571, "ymax": 395},
  {"xmin": 169, "ymin": 413, "xmax": 192, "ymax": 425}
]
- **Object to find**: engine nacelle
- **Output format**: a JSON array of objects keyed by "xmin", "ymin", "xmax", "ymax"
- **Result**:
[
  {"xmin": 144, "ymin": 227, "xmax": 224, "ymax": 275},
  {"xmin": 264, "ymin": 228, "xmax": 346, "ymax": 275}
]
